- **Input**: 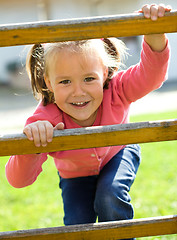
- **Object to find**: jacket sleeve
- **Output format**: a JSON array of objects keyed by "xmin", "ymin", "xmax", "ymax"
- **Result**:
[
  {"xmin": 116, "ymin": 38, "xmax": 170, "ymax": 103},
  {"xmin": 5, "ymin": 103, "xmax": 54, "ymax": 188},
  {"xmin": 5, "ymin": 153, "xmax": 48, "ymax": 188},
  {"xmin": 5, "ymin": 102, "xmax": 62, "ymax": 188}
]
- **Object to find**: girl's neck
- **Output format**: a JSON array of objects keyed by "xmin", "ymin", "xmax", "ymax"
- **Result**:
[
  {"xmin": 70, "ymin": 109, "xmax": 98, "ymax": 127},
  {"xmin": 64, "ymin": 105, "xmax": 102, "ymax": 128}
]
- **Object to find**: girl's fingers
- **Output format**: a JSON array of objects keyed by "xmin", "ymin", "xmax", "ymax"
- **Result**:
[
  {"xmin": 23, "ymin": 121, "xmax": 54, "ymax": 147},
  {"xmin": 54, "ymin": 122, "xmax": 65, "ymax": 130},
  {"xmin": 45, "ymin": 121, "xmax": 54, "ymax": 143},
  {"xmin": 38, "ymin": 123, "xmax": 48, "ymax": 147},
  {"xmin": 24, "ymin": 121, "xmax": 65, "ymax": 147},
  {"xmin": 157, "ymin": 4, "xmax": 166, "ymax": 17},
  {"xmin": 150, "ymin": 4, "xmax": 159, "ymax": 21},
  {"xmin": 142, "ymin": 4, "xmax": 159, "ymax": 20},
  {"xmin": 31, "ymin": 124, "xmax": 42, "ymax": 147},
  {"xmin": 142, "ymin": 4, "xmax": 151, "ymax": 18},
  {"xmin": 37, "ymin": 121, "xmax": 54, "ymax": 147},
  {"xmin": 157, "ymin": 4, "xmax": 171, "ymax": 17},
  {"xmin": 23, "ymin": 125, "xmax": 33, "ymax": 141},
  {"xmin": 141, "ymin": 4, "xmax": 172, "ymax": 20}
]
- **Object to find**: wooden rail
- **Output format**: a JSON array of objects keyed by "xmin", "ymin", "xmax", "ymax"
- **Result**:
[
  {"xmin": 0, "ymin": 215, "xmax": 176, "ymax": 240},
  {"xmin": 0, "ymin": 119, "xmax": 177, "ymax": 156},
  {"xmin": 0, "ymin": 11, "xmax": 177, "ymax": 47}
]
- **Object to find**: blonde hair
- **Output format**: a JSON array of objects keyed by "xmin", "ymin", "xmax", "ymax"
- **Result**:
[{"xmin": 26, "ymin": 38, "xmax": 127, "ymax": 106}]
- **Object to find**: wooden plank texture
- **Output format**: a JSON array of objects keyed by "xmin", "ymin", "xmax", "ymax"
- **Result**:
[
  {"xmin": 0, "ymin": 119, "xmax": 177, "ymax": 156},
  {"xmin": 0, "ymin": 11, "xmax": 177, "ymax": 47},
  {"xmin": 0, "ymin": 215, "xmax": 176, "ymax": 240}
]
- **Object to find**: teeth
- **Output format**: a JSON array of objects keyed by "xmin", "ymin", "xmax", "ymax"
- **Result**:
[
  {"xmin": 72, "ymin": 102, "xmax": 85, "ymax": 105},
  {"xmin": 72, "ymin": 102, "xmax": 88, "ymax": 106}
]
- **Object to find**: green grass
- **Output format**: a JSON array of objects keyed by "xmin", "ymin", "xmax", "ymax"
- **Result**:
[
  {"xmin": 130, "ymin": 110, "xmax": 177, "ymax": 240},
  {"xmin": 0, "ymin": 110, "xmax": 177, "ymax": 239}
]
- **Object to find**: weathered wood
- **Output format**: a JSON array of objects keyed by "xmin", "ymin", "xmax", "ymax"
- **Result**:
[
  {"xmin": 0, "ymin": 11, "xmax": 177, "ymax": 47},
  {"xmin": 0, "ymin": 215, "xmax": 176, "ymax": 239},
  {"xmin": 0, "ymin": 119, "xmax": 177, "ymax": 156}
]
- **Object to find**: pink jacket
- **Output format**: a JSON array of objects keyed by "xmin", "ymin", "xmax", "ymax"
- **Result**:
[{"xmin": 6, "ymin": 39, "xmax": 170, "ymax": 188}]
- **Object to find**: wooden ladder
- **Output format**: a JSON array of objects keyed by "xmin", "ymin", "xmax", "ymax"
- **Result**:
[{"xmin": 0, "ymin": 10, "xmax": 177, "ymax": 239}]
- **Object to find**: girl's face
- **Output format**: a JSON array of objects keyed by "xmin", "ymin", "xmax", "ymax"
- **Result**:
[{"xmin": 45, "ymin": 49, "xmax": 108, "ymax": 127}]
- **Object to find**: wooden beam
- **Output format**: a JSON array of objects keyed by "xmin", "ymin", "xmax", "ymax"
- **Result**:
[
  {"xmin": 0, "ymin": 11, "xmax": 177, "ymax": 47},
  {"xmin": 0, "ymin": 119, "xmax": 177, "ymax": 156},
  {"xmin": 0, "ymin": 215, "xmax": 176, "ymax": 239}
]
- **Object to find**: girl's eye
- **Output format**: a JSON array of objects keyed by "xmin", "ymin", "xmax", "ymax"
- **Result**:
[
  {"xmin": 59, "ymin": 80, "xmax": 71, "ymax": 84},
  {"xmin": 84, "ymin": 77, "xmax": 95, "ymax": 82}
]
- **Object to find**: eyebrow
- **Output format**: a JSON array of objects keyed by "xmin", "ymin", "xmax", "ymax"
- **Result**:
[
  {"xmin": 55, "ymin": 72, "xmax": 98, "ymax": 80},
  {"xmin": 55, "ymin": 75, "xmax": 70, "ymax": 81}
]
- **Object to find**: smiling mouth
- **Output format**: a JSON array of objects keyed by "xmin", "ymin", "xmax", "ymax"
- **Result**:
[{"xmin": 71, "ymin": 101, "xmax": 89, "ymax": 107}]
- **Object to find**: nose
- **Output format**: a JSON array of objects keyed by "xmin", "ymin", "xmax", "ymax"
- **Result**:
[{"xmin": 72, "ymin": 82, "xmax": 86, "ymax": 97}]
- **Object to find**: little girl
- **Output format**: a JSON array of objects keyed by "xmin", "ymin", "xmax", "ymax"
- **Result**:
[{"xmin": 6, "ymin": 4, "xmax": 171, "ymax": 239}]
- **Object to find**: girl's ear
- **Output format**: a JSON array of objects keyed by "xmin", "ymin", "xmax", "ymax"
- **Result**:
[
  {"xmin": 103, "ymin": 67, "xmax": 109, "ymax": 84},
  {"xmin": 44, "ymin": 75, "xmax": 53, "ymax": 92}
]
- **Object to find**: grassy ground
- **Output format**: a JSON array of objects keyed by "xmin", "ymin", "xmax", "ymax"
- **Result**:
[
  {"xmin": 0, "ymin": 110, "xmax": 176, "ymax": 239},
  {"xmin": 130, "ymin": 110, "xmax": 177, "ymax": 240}
]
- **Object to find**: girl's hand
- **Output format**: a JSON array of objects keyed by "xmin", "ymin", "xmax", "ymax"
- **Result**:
[
  {"xmin": 141, "ymin": 4, "xmax": 171, "ymax": 21},
  {"xmin": 139, "ymin": 4, "xmax": 172, "ymax": 52},
  {"xmin": 23, "ymin": 121, "xmax": 64, "ymax": 147}
]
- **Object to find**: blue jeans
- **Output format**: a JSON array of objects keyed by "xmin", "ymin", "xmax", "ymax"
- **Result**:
[{"xmin": 59, "ymin": 144, "xmax": 141, "ymax": 240}]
